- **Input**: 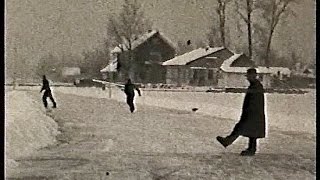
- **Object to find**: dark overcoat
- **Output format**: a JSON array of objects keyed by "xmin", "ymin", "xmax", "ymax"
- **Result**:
[{"xmin": 233, "ymin": 79, "xmax": 266, "ymax": 138}]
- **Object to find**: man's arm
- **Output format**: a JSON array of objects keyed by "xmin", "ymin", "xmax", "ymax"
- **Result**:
[
  {"xmin": 246, "ymin": 83, "xmax": 264, "ymax": 94},
  {"xmin": 40, "ymin": 82, "xmax": 45, "ymax": 92},
  {"xmin": 135, "ymin": 86, "xmax": 141, "ymax": 96}
]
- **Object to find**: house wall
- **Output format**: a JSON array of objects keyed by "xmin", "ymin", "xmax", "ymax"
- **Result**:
[
  {"xmin": 62, "ymin": 67, "xmax": 81, "ymax": 77},
  {"xmin": 117, "ymin": 33, "xmax": 176, "ymax": 83},
  {"xmin": 218, "ymin": 72, "xmax": 272, "ymax": 89},
  {"xmin": 166, "ymin": 66, "xmax": 190, "ymax": 86},
  {"xmin": 61, "ymin": 67, "xmax": 81, "ymax": 82},
  {"xmin": 166, "ymin": 66, "xmax": 220, "ymax": 86},
  {"xmin": 164, "ymin": 48, "xmax": 233, "ymax": 87}
]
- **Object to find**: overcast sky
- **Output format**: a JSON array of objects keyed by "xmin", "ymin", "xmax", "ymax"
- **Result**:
[{"xmin": 5, "ymin": 0, "xmax": 315, "ymax": 78}]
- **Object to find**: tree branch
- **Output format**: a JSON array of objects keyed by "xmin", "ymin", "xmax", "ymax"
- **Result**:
[
  {"xmin": 238, "ymin": 11, "xmax": 249, "ymax": 24},
  {"xmin": 272, "ymin": 2, "xmax": 289, "ymax": 29},
  {"xmin": 235, "ymin": 0, "xmax": 249, "ymax": 24}
]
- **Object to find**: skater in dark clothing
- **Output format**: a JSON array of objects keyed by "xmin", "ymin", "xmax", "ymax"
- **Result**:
[
  {"xmin": 216, "ymin": 68, "xmax": 266, "ymax": 156},
  {"xmin": 124, "ymin": 79, "xmax": 141, "ymax": 113},
  {"xmin": 40, "ymin": 75, "xmax": 57, "ymax": 109}
]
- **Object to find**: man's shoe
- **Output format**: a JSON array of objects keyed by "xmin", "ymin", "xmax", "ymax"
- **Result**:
[
  {"xmin": 240, "ymin": 149, "xmax": 256, "ymax": 156},
  {"xmin": 216, "ymin": 136, "xmax": 230, "ymax": 148},
  {"xmin": 52, "ymin": 105, "xmax": 57, "ymax": 108}
]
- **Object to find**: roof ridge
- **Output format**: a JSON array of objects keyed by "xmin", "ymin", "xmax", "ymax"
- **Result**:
[
  {"xmin": 111, "ymin": 30, "xmax": 174, "ymax": 53},
  {"xmin": 162, "ymin": 47, "xmax": 225, "ymax": 66}
]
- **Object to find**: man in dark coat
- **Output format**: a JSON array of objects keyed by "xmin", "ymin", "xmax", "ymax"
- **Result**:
[
  {"xmin": 216, "ymin": 68, "xmax": 266, "ymax": 156},
  {"xmin": 124, "ymin": 79, "xmax": 141, "ymax": 113},
  {"xmin": 40, "ymin": 75, "xmax": 57, "ymax": 109}
]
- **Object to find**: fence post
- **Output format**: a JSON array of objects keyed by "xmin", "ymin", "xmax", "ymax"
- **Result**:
[{"xmin": 108, "ymin": 72, "xmax": 112, "ymax": 98}]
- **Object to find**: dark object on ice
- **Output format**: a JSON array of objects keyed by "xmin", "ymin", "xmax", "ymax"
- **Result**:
[
  {"xmin": 187, "ymin": 40, "xmax": 191, "ymax": 45},
  {"xmin": 124, "ymin": 79, "xmax": 142, "ymax": 113},
  {"xmin": 40, "ymin": 75, "xmax": 57, "ymax": 109},
  {"xmin": 106, "ymin": 172, "xmax": 109, "ymax": 176},
  {"xmin": 216, "ymin": 68, "xmax": 265, "ymax": 156},
  {"xmin": 192, "ymin": 108, "xmax": 199, "ymax": 112}
]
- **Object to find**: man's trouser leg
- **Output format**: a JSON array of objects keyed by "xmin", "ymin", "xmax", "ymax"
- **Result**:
[
  {"xmin": 42, "ymin": 94, "xmax": 48, "ymax": 108},
  {"xmin": 225, "ymin": 123, "xmax": 242, "ymax": 145},
  {"xmin": 127, "ymin": 96, "xmax": 135, "ymax": 112},
  {"xmin": 225, "ymin": 131, "xmax": 239, "ymax": 145},
  {"xmin": 248, "ymin": 137, "xmax": 257, "ymax": 151},
  {"xmin": 48, "ymin": 92, "xmax": 56, "ymax": 108}
]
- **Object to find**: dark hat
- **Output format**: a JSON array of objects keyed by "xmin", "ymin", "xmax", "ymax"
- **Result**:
[{"xmin": 246, "ymin": 68, "xmax": 257, "ymax": 74}]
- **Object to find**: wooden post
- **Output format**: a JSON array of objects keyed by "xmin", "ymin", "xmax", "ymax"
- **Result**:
[
  {"xmin": 108, "ymin": 72, "xmax": 112, "ymax": 98},
  {"xmin": 13, "ymin": 47, "xmax": 17, "ymax": 90}
]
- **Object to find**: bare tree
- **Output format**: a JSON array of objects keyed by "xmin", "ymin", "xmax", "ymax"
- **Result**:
[
  {"xmin": 235, "ymin": 0, "xmax": 254, "ymax": 60},
  {"xmin": 216, "ymin": 0, "xmax": 232, "ymax": 47},
  {"xmin": 256, "ymin": 0, "xmax": 297, "ymax": 67},
  {"xmin": 107, "ymin": 0, "xmax": 152, "ymax": 80},
  {"xmin": 205, "ymin": 0, "xmax": 231, "ymax": 48},
  {"xmin": 207, "ymin": 22, "xmax": 221, "ymax": 47},
  {"xmin": 80, "ymin": 43, "xmax": 110, "ymax": 78}
]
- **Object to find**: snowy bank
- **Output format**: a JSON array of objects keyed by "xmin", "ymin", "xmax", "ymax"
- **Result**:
[
  {"xmin": 12, "ymin": 86, "xmax": 316, "ymax": 133},
  {"xmin": 5, "ymin": 90, "xmax": 59, "ymax": 170},
  {"xmin": 51, "ymin": 87, "xmax": 315, "ymax": 134}
]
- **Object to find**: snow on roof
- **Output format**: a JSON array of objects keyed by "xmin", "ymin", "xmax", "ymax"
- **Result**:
[
  {"xmin": 110, "ymin": 30, "xmax": 176, "ymax": 53},
  {"xmin": 220, "ymin": 53, "xmax": 243, "ymax": 70},
  {"xmin": 162, "ymin": 47, "xmax": 225, "ymax": 66},
  {"xmin": 220, "ymin": 54, "xmax": 292, "ymax": 74},
  {"xmin": 100, "ymin": 59, "xmax": 117, "ymax": 72}
]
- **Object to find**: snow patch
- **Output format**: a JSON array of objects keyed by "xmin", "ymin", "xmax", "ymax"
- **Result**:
[{"xmin": 5, "ymin": 90, "xmax": 59, "ymax": 166}]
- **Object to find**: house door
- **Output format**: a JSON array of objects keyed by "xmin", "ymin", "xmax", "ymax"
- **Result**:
[{"xmin": 192, "ymin": 69, "xmax": 199, "ymax": 85}]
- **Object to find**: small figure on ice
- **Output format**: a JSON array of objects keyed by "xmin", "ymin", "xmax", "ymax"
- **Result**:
[
  {"xmin": 216, "ymin": 68, "xmax": 266, "ymax": 156},
  {"xmin": 40, "ymin": 75, "xmax": 57, "ymax": 109},
  {"xmin": 124, "ymin": 79, "xmax": 141, "ymax": 113}
]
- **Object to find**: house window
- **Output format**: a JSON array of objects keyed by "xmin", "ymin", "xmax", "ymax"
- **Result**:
[
  {"xmin": 208, "ymin": 70, "xmax": 213, "ymax": 80},
  {"xmin": 217, "ymin": 70, "xmax": 222, "ymax": 79},
  {"xmin": 150, "ymin": 52, "xmax": 162, "ymax": 62},
  {"xmin": 193, "ymin": 69, "xmax": 198, "ymax": 79}
]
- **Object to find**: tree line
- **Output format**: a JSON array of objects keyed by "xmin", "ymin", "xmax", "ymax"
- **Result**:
[{"xmin": 36, "ymin": 0, "xmax": 301, "ymax": 82}]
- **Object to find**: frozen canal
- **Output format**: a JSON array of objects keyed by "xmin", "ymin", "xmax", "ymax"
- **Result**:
[{"xmin": 5, "ymin": 87, "xmax": 316, "ymax": 179}]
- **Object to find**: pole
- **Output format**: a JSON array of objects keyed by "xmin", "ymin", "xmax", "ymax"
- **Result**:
[
  {"xmin": 108, "ymin": 72, "xmax": 112, "ymax": 98},
  {"xmin": 13, "ymin": 47, "xmax": 17, "ymax": 90}
]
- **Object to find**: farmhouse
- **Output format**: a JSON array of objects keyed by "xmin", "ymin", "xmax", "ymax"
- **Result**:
[
  {"xmin": 218, "ymin": 53, "xmax": 292, "ymax": 89},
  {"xmin": 100, "ymin": 30, "xmax": 176, "ymax": 83},
  {"xmin": 162, "ymin": 47, "xmax": 233, "ymax": 86},
  {"xmin": 61, "ymin": 67, "xmax": 81, "ymax": 82}
]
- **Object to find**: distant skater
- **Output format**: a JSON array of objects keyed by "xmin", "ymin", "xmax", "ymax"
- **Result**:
[
  {"xmin": 216, "ymin": 68, "xmax": 266, "ymax": 156},
  {"xmin": 124, "ymin": 79, "xmax": 141, "ymax": 113},
  {"xmin": 40, "ymin": 75, "xmax": 57, "ymax": 109}
]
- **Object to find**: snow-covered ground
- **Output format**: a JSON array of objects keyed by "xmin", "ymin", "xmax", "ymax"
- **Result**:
[
  {"xmin": 5, "ymin": 89, "xmax": 59, "ymax": 173},
  {"xmin": 5, "ymin": 86, "xmax": 315, "ymax": 179},
  {"xmin": 45, "ymin": 86, "xmax": 316, "ymax": 134}
]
